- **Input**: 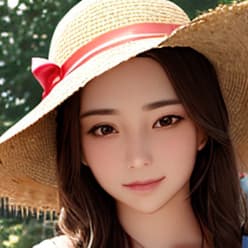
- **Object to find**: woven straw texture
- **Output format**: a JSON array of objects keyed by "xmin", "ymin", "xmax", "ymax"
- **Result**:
[
  {"xmin": 163, "ymin": 2, "xmax": 248, "ymax": 169},
  {"xmin": 0, "ymin": 0, "xmax": 248, "ymax": 212},
  {"xmin": 49, "ymin": 0, "xmax": 189, "ymax": 65}
]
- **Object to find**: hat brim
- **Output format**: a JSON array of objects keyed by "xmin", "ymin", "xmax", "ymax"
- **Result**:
[{"xmin": 0, "ymin": 1, "xmax": 248, "ymax": 212}]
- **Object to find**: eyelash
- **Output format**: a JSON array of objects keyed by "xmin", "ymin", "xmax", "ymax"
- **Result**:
[{"xmin": 87, "ymin": 115, "xmax": 183, "ymax": 137}]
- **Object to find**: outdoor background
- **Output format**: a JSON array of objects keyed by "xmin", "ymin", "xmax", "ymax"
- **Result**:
[{"xmin": 0, "ymin": 0, "xmax": 244, "ymax": 247}]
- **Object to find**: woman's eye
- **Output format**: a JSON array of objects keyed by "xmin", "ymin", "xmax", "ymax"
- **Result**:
[
  {"xmin": 88, "ymin": 125, "xmax": 117, "ymax": 136},
  {"xmin": 153, "ymin": 115, "xmax": 183, "ymax": 128}
]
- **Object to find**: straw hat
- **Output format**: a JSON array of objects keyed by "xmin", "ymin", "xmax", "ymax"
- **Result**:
[{"xmin": 0, "ymin": 0, "xmax": 248, "ymax": 214}]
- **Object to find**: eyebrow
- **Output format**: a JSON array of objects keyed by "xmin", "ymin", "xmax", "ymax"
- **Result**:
[{"xmin": 80, "ymin": 99, "xmax": 181, "ymax": 118}]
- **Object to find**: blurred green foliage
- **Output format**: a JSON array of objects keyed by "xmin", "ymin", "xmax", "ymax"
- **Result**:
[
  {"xmin": 0, "ymin": 216, "xmax": 56, "ymax": 248},
  {"xmin": 0, "ymin": 0, "xmax": 79, "ymax": 134},
  {"xmin": 173, "ymin": 0, "xmax": 234, "ymax": 18},
  {"xmin": 0, "ymin": 0, "xmax": 245, "ymax": 247}
]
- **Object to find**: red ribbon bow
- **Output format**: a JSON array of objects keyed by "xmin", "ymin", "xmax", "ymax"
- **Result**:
[
  {"xmin": 31, "ymin": 23, "xmax": 180, "ymax": 99},
  {"xmin": 32, "ymin": 58, "xmax": 63, "ymax": 98}
]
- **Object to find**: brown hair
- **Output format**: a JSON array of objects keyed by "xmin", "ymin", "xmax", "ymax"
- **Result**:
[{"xmin": 56, "ymin": 47, "xmax": 246, "ymax": 247}]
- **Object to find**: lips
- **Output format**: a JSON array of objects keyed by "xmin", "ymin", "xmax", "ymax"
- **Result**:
[{"xmin": 123, "ymin": 176, "xmax": 165, "ymax": 191}]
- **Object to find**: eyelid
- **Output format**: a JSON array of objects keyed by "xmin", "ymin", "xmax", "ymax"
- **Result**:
[
  {"xmin": 153, "ymin": 114, "xmax": 183, "ymax": 128},
  {"xmin": 86, "ymin": 114, "xmax": 184, "ymax": 136},
  {"xmin": 87, "ymin": 123, "xmax": 117, "ymax": 137}
]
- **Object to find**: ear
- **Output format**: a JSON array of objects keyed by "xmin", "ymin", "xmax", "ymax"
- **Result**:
[
  {"xmin": 81, "ymin": 154, "xmax": 89, "ymax": 166},
  {"xmin": 197, "ymin": 128, "xmax": 208, "ymax": 151},
  {"xmin": 198, "ymin": 138, "xmax": 207, "ymax": 151},
  {"xmin": 80, "ymin": 143, "xmax": 89, "ymax": 165}
]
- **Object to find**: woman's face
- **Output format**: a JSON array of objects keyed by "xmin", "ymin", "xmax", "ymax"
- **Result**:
[{"xmin": 80, "ymin": 57, "xmax": 205, "ymax": 214}]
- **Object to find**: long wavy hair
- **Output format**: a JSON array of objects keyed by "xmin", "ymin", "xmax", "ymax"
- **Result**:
[{"xmin": 56, "ymin": 47, "xmax": 246, "ymax": 247}]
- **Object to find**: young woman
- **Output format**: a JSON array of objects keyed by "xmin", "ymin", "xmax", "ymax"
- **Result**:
[
  {"xmin": 54, "ymin": 47, "xmax": 245, "ymax": 247},
  {"xmin": 0, "ymin": 0, "xmax": 248, "ymax": 247}
]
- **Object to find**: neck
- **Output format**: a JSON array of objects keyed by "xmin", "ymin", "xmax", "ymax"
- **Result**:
[{"xmin": 117, "ymin": 184, "xmax": 204, "ymax": 248}]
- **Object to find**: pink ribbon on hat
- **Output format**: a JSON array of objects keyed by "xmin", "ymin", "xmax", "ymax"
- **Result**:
[{"xmin": 32, "ymin": 23, "xmax": 180, "ymax": 99}]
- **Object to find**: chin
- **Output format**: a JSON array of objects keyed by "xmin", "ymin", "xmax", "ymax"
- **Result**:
[{"xmin": 129, "ymin": 200, "xmax": 168, "ymax": 215}]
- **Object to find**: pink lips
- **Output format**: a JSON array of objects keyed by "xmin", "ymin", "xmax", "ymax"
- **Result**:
[{"xmin": 123, "ymin": 176, "xmax": 165, "ymax": 191}]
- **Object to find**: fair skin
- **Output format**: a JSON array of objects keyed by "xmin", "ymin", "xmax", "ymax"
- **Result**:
[{"xmin": 80, "ymin": 57, "xmax": 207, "ymax": 247}]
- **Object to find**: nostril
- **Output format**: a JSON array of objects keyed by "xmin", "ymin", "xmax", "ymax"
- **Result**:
[
  {"xmin": 144, "ymin": 161, "xmax": 150, "ymax": 166},
  {"xmin": 127, "ymin": 159, "xmax": 151, "ymax": 169},
  {"xmin": 125, "ymin": 140, "xmax": 152, "ymax": 168}
]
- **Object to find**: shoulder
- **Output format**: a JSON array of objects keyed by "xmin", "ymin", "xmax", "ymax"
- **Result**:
[{"xmin": 33, "ymin": 235, "xmax": 73, "ymax": 248}]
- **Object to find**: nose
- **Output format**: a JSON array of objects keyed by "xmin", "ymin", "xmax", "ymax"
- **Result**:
[{"xmin": 125, "ymin": 134, "xmax": 153, "ymax": 169}]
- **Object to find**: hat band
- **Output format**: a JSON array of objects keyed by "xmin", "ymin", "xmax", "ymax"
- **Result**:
[{"xmin": 32, "ymin": 23, "xmax": 180, "ymax": 98}]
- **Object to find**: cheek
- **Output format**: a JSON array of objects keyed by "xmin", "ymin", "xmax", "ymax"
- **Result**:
[
  {"xmin": 153, "ymin": 123, "xmax": 199, "ymax": 174},
  {"xmin": 81, "ymin": 136, "xmax": 122, "ymax": 177}
]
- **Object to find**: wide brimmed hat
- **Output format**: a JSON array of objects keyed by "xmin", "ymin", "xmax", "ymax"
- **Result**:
[{"xmin": 0, "ymin": 0, "xmax": 248, "ymax": 214}]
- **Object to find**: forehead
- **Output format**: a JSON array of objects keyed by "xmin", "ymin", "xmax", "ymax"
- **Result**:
[{"xmin": 80, "ymin": 57, "xmax": 178, "ymax": 109}]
